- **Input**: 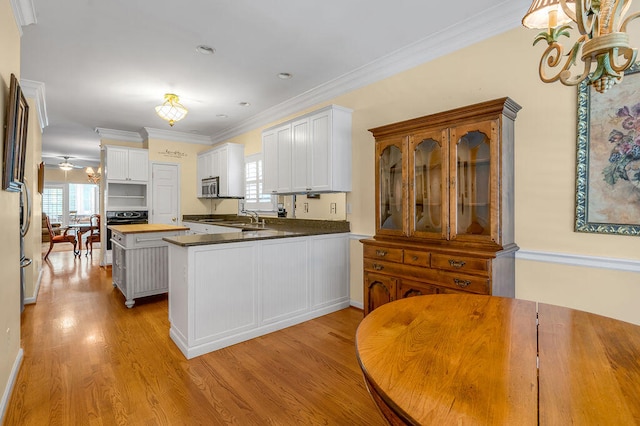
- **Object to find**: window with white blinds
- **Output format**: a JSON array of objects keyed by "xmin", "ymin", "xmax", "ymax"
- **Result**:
[
  {"xmin": 42, "ymin": 185, "xmax": 64, "ymax": 223},
  {"xmin": 243, "ymin": 153, "xmax": 276, "ymax": 212},
  {"xmin": 43, "ymin": 183, "xmax": 99, "ymax": 226}
]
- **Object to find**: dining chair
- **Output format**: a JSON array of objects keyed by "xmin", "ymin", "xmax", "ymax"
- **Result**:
[
  {"xmin": 44, "ymin": 214, "xmax": 78, "ymax": 260},
  {"xmin": 85, "ymin": 214, "xmax": 100, "ymax": 256}
]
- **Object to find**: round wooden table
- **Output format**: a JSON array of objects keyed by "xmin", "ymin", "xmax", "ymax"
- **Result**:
[{"xmin": 355, "ymin": 294, "xmax": 640, "ymax": 425}]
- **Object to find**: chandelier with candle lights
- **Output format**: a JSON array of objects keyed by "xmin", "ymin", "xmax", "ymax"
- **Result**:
[{"xmin": 522, "ymin": 0, "xmax": 640, "ymax": 93}]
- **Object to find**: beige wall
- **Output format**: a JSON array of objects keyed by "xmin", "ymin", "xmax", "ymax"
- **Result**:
[
  {"xmin": 329, "ymin": 26, "xmax": 640, "ymax": 324},
  {"xmin": 147, "ymin": 138, "xmax": 238, "ymax": 216},
  {"xmin": 0, "ymin": 0, "xmax": 22, "ymax": 418},
  {"xmin": 214, "ymin": 24, "xmax": 640, "ymax": 324}
]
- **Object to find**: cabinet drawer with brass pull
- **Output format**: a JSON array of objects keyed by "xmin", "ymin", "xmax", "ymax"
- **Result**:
[
  {"xmin": 437, "ymin": 271, "xmax": 488, "ymax": 294},
  {"xmin": 431, "ymin": 253, "xmax": 489, "ymax": 275},
  {"xmin": 403, "ymin": 250, "xmax": 430, "ymax": 267},
  {"xmin": 363, "ymin": 245, "xmax": 403, "ymax": 263}
]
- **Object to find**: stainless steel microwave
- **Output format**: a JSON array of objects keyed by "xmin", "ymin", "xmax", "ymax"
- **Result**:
[{"xmin": 202, "ymin": 176, "xmax": 219, "ymax": 198}]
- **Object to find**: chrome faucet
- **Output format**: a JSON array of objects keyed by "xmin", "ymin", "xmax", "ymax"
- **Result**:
[{"xmin": 242, "ymin": 209, "xmax": 259, "ymax": 224}]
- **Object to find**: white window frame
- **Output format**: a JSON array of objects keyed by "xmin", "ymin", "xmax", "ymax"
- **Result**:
[
  {"xmin": 43, "ymin": 182, "xmax": 99, "ymax": 227},
  {"xmin": 241, "ymin": 153, "xmax": 276, "ymax": 214}
]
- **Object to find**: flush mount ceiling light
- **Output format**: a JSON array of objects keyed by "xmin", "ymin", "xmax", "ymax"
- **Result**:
[
  {"xmin": 522, "ymin": 0, "xmax": 640, "ymax": 93},
  {"xmin": 155, "ymin": 93, "xmax": 188, "ymax": 127},
  {"xmin": 277, "ymin": 72, "xmax": 292, "ymax": 79},
  {"xmin": 238, "ymin": 101, "xmax": 251, "ymax": 107}
]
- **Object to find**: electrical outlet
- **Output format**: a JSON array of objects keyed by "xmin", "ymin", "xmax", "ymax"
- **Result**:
[
  {"xmin": 346, "ymin": 203, "xmax": 352, "ymax": 214},
  {"xmin": 330, "ymin": 203, "xmax": 336, "ymax": 214}
]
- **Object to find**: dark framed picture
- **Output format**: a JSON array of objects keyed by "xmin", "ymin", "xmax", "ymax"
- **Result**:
[
  {"xmin": 2, "ymin": 74, "xmax": 29, "ymax": 192},
  {"xmin": 576, "ymin": 62, "xmax": 640, "ymax": 236}
]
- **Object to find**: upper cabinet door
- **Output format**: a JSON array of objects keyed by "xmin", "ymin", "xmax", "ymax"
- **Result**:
[
  {"xmin": 262, "ymin": 129, "xmax": 278, "ymax": 194},
  {"xmin": 127, "ymin": 149, "xmax": 149, "ymax": 182},
  {"xmin": 106, "ymin": 147, "xmax": 129, "ymax": 181},
  {"xmin": 106, "ymin": 147, "xmax": 148, "ymax": 182},
  {"xmin": 409, "ymin": 128, "xmax": 448, "ymax": 240},
  {"xmin": 449, "ymin": 119, "xmax": 498, "ymax": 244},
  {"xmin": 276, "ymin": 124, "xmax": 292, "ymax": 193},
  {"xmin": 375, "ymin": 136, "xmax": 407, "ymax": 237},
  {"xmin": 309, "ymin": 110, "xmax": 331, "ymax": 192},
  {"xmin": 291, "ymin": 118, "xmax": 310, "ymax": 193}
]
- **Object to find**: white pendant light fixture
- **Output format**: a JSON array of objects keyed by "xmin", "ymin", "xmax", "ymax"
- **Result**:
[
  {"xmin": 155, "ymin": 93, "xmax": 188, "ymax": 126},
  {"xmin": 522, "ymin": 0, "xmax": 640, "ymax": 93}
]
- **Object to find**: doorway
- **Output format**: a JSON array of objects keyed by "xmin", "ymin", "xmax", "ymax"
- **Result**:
[{"xmin": 151, "ymin": 162, "xmax": 180, "ymax": 225}]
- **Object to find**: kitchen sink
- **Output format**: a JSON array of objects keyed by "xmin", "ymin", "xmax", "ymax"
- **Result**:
[{"xmin": 240, "ymin": 229, "xmax": 282, "ymax": 237}]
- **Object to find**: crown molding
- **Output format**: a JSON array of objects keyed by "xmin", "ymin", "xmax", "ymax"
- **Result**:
[
  {"xmin": 10, "ymin": 0, "xmax": 36, "ymax": 36},
  {"xmin": 212, "ymin": 0, "xmax": 527, "ymax": 143},
  {"xmin": 142, "ymin": 127, "xmax": 213, "ymax": 145},
  {"xmin": 95, "ymin": 128, "xmax": 144, "ymax": 143},
  {"xmin": 20, "ymin": 79, "xmax": 48, "ymax": 130}
]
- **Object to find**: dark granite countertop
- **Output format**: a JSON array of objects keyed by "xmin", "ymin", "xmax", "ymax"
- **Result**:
[{"xmin": 165, "ymin": 216, "xmax": 350, "ymax": 247}]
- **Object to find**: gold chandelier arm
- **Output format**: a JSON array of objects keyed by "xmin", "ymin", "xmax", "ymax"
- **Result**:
[
  {"xmin": 609, "ymin": 46, "xmax": 638, "ymax": 72},
  {"xmin": 538, "ymin": 35, "xmax": 590, "ymax": 86},
  {"xmin": 571, "ymin": 0, "xmax": 594, "ymax": 34},
  {"xmin": 621, "ymin": 10, "xmax": 640, "ymax": 32},
  {"xmin": 559, "ymin": 0, "xmax": 578, "ymax": 24},
  {"xmin": 560, "ymin": 56, "xmax": 593, "ymax": 86}
]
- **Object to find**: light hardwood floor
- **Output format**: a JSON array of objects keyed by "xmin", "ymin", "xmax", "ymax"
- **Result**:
[{"xmin": 4, "ymin": 248, "xmax": 385, "ymax": 425}]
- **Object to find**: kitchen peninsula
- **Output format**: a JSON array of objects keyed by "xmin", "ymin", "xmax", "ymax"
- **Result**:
[
  {"xmin": 110, "ymin": 223, "xmax": 189, "ymax": 308},
  {"xmin": 163, "ymin": 218, "xmax": 350, "ymax": 359}
]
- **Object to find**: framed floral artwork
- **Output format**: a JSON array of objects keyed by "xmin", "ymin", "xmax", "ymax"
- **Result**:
[{"xmin": 576, "ymin": 62, "xmax": 640, "ymax": 235}]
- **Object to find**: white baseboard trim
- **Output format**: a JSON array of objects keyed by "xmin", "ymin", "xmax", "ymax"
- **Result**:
[
  {"xmin": 24, "ymin": 268, "xmax": 43, "ymax": 305},
  {"xmin": 0, "ymin": 348, "xmax": 23, "ymax": 424},
  {"xmin": 517, "ymin": 249, "xmax": 640, "ymax": 273},
  {"xmin": 350, "ymin": 300, "xmax": 364, "ymax": 310}
]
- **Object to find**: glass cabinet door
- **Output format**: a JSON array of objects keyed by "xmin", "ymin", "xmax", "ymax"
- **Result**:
[
  {"xmin": 376, "ymin": 138, "xmax": 405, "ymax": 235},
  {"xmin": 450, "ymin": 120, "xmax": 497, "ymax": 243},
  {"xmin": 409, "ymin": 129, "xmax": 447, "ymax": 239}
]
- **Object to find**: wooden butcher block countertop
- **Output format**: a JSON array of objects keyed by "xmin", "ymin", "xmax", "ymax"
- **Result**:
[{"xmin": 108, "ymin": 224, "xmax": 190, "ymax": 234}]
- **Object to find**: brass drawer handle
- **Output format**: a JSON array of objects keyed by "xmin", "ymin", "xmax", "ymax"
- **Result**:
[
  {"xmin": 375, "ymin": 250, "xmax": 388, "ymax": 257},
  {"xmin": 373, "ymin": 264, "xmax": 384, "ymax": 271},
  {"xmin": 449, "ymin": 259, "xmax": 466, "ymax": 269},
  {"xmin": 454, "ymin": 278, "xmax": 471, "ymax": 288},
  {"xmin": 412, "ymin": 255, "xmax": 419, "ymax": 261}
]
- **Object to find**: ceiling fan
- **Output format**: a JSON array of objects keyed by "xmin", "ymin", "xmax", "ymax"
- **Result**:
[{"xmin": 58, "ymin": 156, "xmax": 83, "ymax": 171}]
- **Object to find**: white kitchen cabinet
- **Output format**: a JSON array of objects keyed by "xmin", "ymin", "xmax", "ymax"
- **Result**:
[
  {"xmin": 106, "ymin": 146, "xmax": 149, "ymax": 182},
  {"xmin": 167, "ymin": 233, "xmax": 350, "ymax": 359},
  {"xmin": 262, "ymin": 124, "xmax": 292, "ymax": 194},
  {"xmin": 309, "ymin": 233, "xmax": 349, "ymax": 308},
  {"xmin": 111, "ymin": 226, "xmax": 187, "ymax": 308},
  {"xmin": 196, "ymin": 143, "xmax": 245, "ymax": 198},
  {"xmin": 262, "ymin": 105, "xmax": 352, "ymax": 194},
  {"xmin": 196, "ymin": 153, "xmax": 211, "ymax": 197}
]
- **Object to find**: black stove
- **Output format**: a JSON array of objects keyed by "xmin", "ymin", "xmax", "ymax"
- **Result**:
[
  {"xmin": 106, "ymin": 210, "xmax": 149, "ymax": 224},
  {"xmin": 106, "ymin": 210, "xmax": 149, "ymax": 250}
]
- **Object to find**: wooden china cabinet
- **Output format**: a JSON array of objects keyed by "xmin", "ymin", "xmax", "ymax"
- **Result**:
[{"xmin": 362, "ymin": 97, "xmax": 521, "ymax": 315}]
